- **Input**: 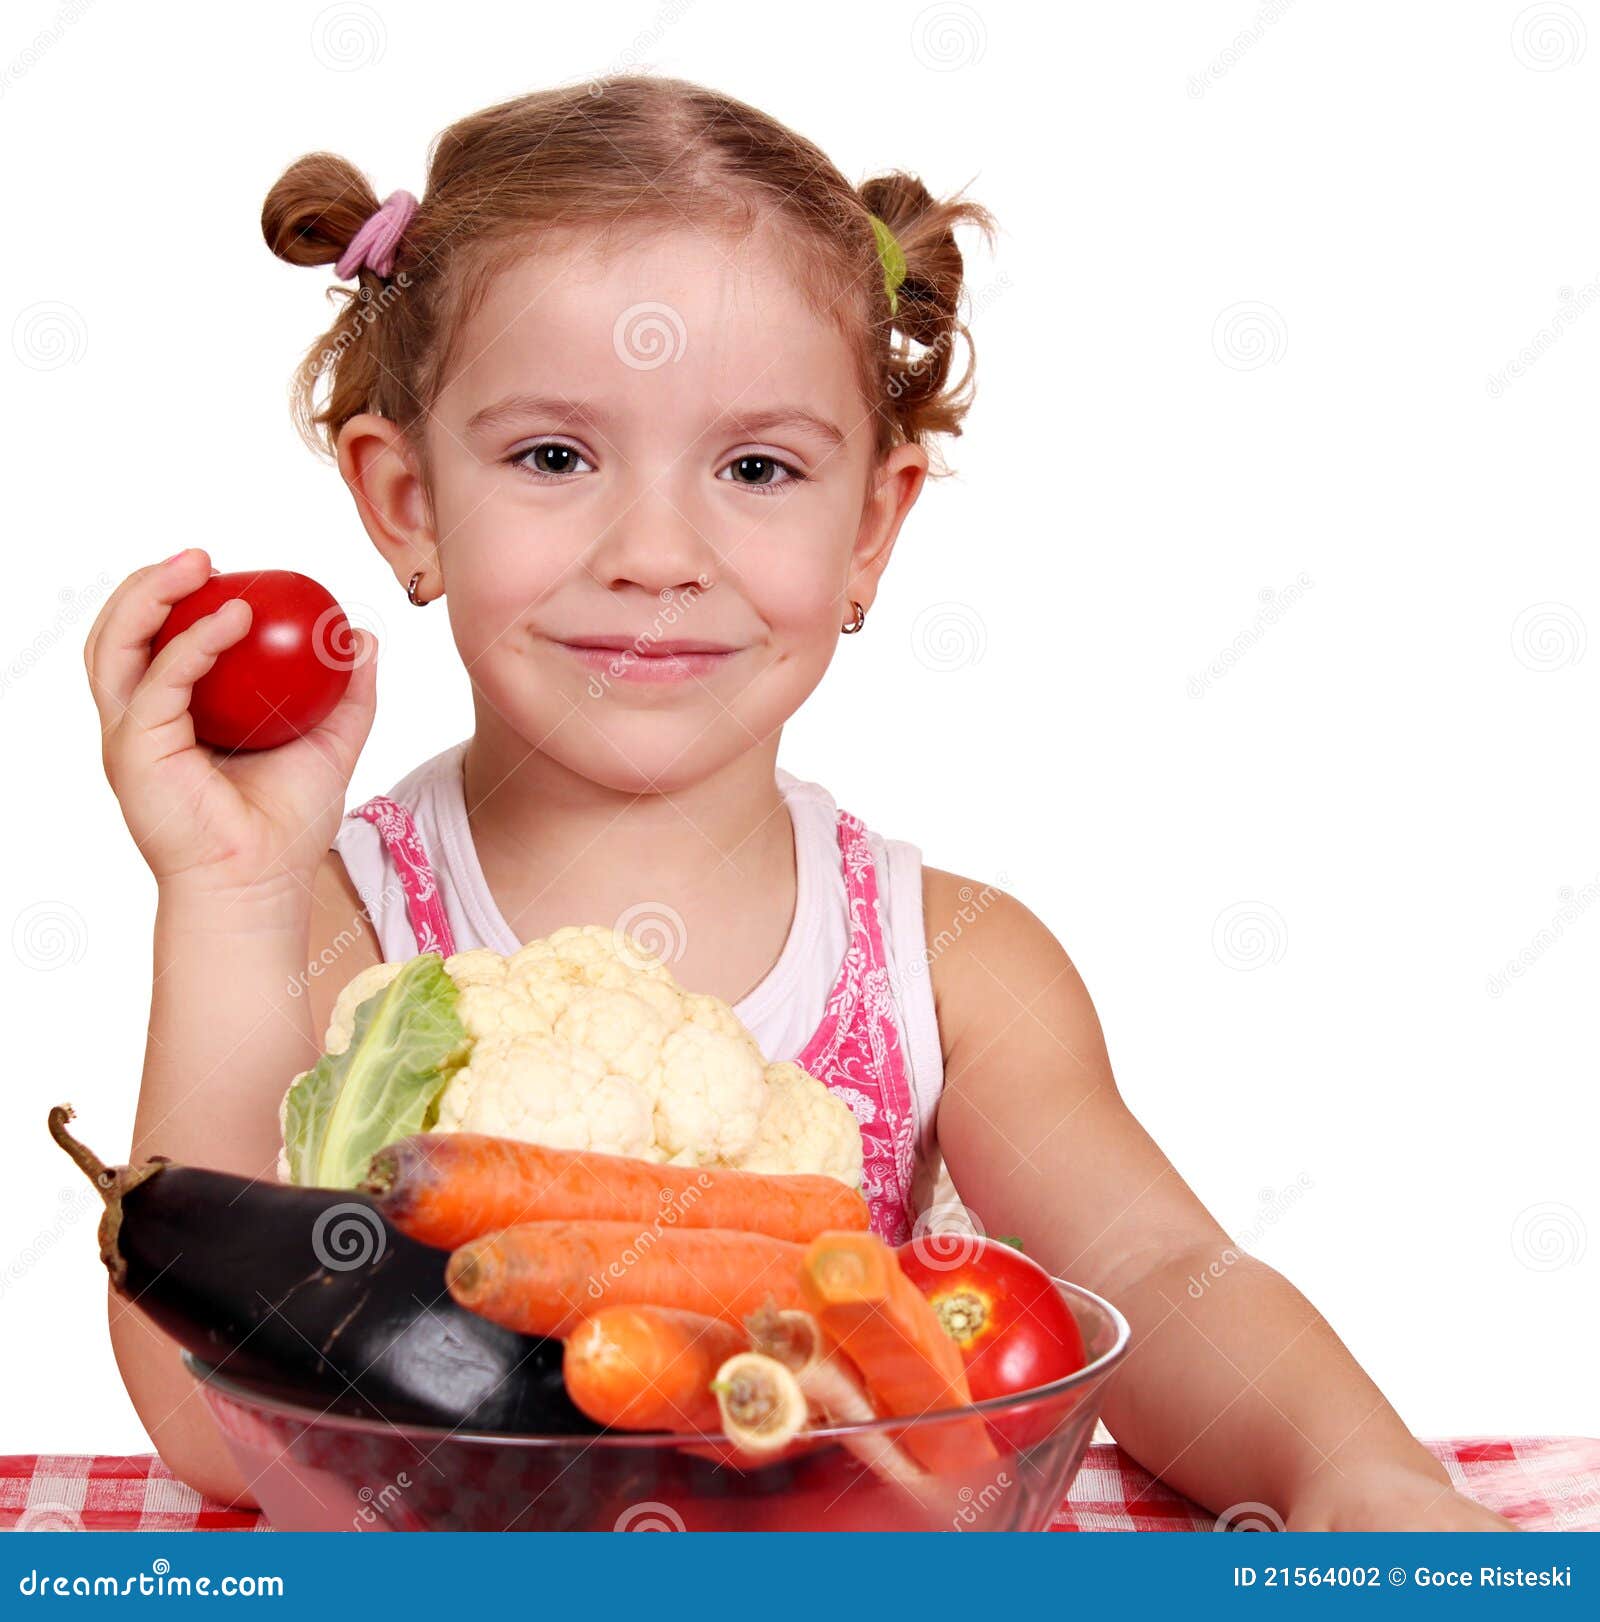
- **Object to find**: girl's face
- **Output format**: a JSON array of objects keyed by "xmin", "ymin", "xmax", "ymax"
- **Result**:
[{"xmin": 353, "ymin": 225, "xmax": 926, "ymax": 793}]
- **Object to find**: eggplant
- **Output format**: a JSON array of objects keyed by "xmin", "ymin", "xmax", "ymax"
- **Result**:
[{"xmin": 50, "ymin": 1105, "xmax": 596, "ymax": 1436}]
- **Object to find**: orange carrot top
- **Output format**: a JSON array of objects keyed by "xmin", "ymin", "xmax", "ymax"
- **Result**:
[
  {"xmin": 364, "ymin": 1133, "xmax": 868, "ymax": 1250},
  {"xmin": 446, "ymin": 1220, "xmax": 808, "ymax": 1339},
  {"xmin": 800, "ymin": 1230, "xmax": 997, "ymax": 1474}
]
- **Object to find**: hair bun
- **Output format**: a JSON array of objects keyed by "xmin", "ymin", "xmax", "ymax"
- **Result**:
[
  {"xmin": 856, "ymin": 169, "xmax": 997, "ymax": 459},
  {"xmin": 261, "ymin": 152, "xmax": 381, "ymax": 269},
  {"xmin": 858, "ymin": 170, "xmax": 983, "ymax": 349}
]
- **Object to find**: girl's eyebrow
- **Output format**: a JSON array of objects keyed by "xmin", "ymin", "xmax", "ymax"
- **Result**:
[{"xmin": 465, "ymin": 392, "xmax": 846, "ymax": 450}]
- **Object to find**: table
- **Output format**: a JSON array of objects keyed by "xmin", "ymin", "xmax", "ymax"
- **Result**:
[{"xmin": 3, "ymin": 1438, "xmax": 1596, "ymax": 1531}]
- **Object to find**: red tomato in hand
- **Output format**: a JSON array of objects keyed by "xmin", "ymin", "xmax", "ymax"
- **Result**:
[
  {"xmin": 897, "ymin": 1235, "xmax": 1088, "ymax": 1452},
  {"xmin": 152, "ymin": 570, "xmax": 355, "ymax": 751}
]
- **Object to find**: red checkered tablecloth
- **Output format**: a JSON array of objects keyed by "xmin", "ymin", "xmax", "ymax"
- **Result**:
[{"xmin": 2, "ymin": 1438, "xmax": 1596, "ymax": 1531}]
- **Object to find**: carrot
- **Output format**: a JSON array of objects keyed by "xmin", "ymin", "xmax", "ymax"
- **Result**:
[
  {"xmin": 563, "ymin": 1305, "xmax": 749, "ymax": 1434},
  {"xmin": 799, "ymin": 1230, "xmax": 998, "ymax": 1474},
  {"xmin": 362, "ymin": 1132, "xmax": 868, "ymax": 1249},
  {"xmin": 709, "ymin": 1352, "xmax": 809, "ymax": 1458},
  {"xmin": 445, "ymin": 1220, "xmax": 808, "ymax": 1339},
  {"xmin": 745, "ymin": 1303, "xmax": 942, "ymax": 1504}
]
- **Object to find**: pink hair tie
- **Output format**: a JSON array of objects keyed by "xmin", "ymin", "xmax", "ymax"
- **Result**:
[{"xmin": 335, "ymin": 188, "xmax": 418, "ymax": 280}]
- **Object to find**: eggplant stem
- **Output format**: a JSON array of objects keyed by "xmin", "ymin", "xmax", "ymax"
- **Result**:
[
  {"xmin": 48, "ymin": 1104, "xmax": 171, "ymax": 1199},
  {"xmin": 47, "ymin": 1104, "xmax": 173, "ymax": 1293},
  {"xmin": 47, "ymin": 1105, "xmax": 115, "ymax": 1194}
]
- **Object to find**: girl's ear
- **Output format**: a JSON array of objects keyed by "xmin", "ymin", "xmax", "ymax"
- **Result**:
[
  {"xmin": 847, "ymin": 443, "xmax": 929, "ymax": 609},
  {"xmin": 335, "ymin": 413, "xmax": 439, "ymax": 590}
]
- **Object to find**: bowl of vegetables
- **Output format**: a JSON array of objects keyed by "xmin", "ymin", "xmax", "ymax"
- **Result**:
[
  {"xmin": 52, "ymin": 1096, "xmax": 1130, "ymax": 1532},
  {"xmin": 52, "ymin": 929, "xmax": 1133, "ymax": 1532},
  {"xmin": 182, "ymin": 1268, "xmax": 1129, "ymax": 1532}
]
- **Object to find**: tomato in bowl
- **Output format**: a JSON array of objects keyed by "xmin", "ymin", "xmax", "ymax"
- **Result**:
[{"xmin": 898, "ymin": 1234, "xmax": 1089, "ymax": 1449}]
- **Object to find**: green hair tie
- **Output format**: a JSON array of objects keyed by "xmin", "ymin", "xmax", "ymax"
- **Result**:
[{"xmin": 869, "ymin": 213, "xmax": 907, "ymax": 317}]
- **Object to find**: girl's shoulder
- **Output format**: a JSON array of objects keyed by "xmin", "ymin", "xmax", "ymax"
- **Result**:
[{"xmin": 921, "ymin": 865, "xmax": 1101, "ymax": 1065}]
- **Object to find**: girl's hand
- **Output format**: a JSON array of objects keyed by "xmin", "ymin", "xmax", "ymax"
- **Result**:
[
  {"xmin": 85, "ymin": 548, "xmax": 379, "ymax": 903},
  {"xmin": 1285, "ymin": 1463, "xmax": 1517, "ymax": 1531}
]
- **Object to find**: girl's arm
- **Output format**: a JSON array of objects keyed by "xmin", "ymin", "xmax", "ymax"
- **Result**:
[
  {"xmin": 923, "ymin": 867, "xmax": 1511, "ymax": 1531},
  {"xmin": 84, "ymin": 547, "xmax": 380, "ymax": 1509},
  {"xmin": 108, "ymin": 853, "xmax": 381, "ymax": 1510}
]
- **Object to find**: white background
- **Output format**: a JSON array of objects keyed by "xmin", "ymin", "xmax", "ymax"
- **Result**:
[{"xmin": 2, "ymin": 0, "xmax": 1595, "ymax": 1459}]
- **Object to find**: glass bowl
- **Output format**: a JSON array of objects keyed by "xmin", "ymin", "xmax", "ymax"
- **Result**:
[{"xmin": 184, "ymin": 1275, "xmax": 1130, "ymax": 1532}]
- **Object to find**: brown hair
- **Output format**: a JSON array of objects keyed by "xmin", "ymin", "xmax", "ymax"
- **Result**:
[{"xmin": 261, "ymin": 74, "xmax": 998, "ymax": 488}]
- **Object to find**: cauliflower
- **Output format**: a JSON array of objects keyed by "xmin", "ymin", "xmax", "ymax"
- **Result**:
[
  {"xmin": 278, "ymin": 924, "xmax": 863, "ymax": 1191},
  {"xmin": 732, "ymin": 1060, "xmax": 866, "ymax": 1186}
]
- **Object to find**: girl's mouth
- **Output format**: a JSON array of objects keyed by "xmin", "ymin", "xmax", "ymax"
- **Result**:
[{"xmin": 554, "ymin": 638, "xmax": 741, "ymax": 683}]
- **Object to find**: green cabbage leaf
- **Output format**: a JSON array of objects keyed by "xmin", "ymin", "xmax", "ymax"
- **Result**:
[{"xmin": 282, "ymin": 953, "xmax": 471, "ymax": 1189}]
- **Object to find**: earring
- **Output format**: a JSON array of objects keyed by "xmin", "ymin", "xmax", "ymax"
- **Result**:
[
  {"xmin": 841, "ymin": 599, "xmax": 866, "ymax": 634},
  {"xmin": 407, "ymin": 570, "xmax": 428, "ymax": 607}
]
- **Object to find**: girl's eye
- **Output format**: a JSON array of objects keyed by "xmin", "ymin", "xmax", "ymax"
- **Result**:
[
  {"xmin": 719, "ymin": 454, "xmax": 807, "ymax": 496},
  {"xmin": 509, "ymin": 443, "xmax": 808, "ymax": 495},
  {"xmin": 509, "ymin": 442, "xmax": 593, "ymax": 480}
]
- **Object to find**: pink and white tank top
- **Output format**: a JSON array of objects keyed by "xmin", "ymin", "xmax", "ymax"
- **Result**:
[{"xmin": 331, "ymin": 741, "xmax": 947, "ymax": 1242}]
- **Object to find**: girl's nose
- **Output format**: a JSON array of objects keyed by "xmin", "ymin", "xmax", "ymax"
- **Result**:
[{"xmin": 586, "ymin": 486, "xmax": 720, "ymax": 597}]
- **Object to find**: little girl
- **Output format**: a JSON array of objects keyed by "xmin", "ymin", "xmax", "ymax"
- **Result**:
[{"xmin": 86, "ymin": 75, "xmax": 1508, "ymax": 1529}]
